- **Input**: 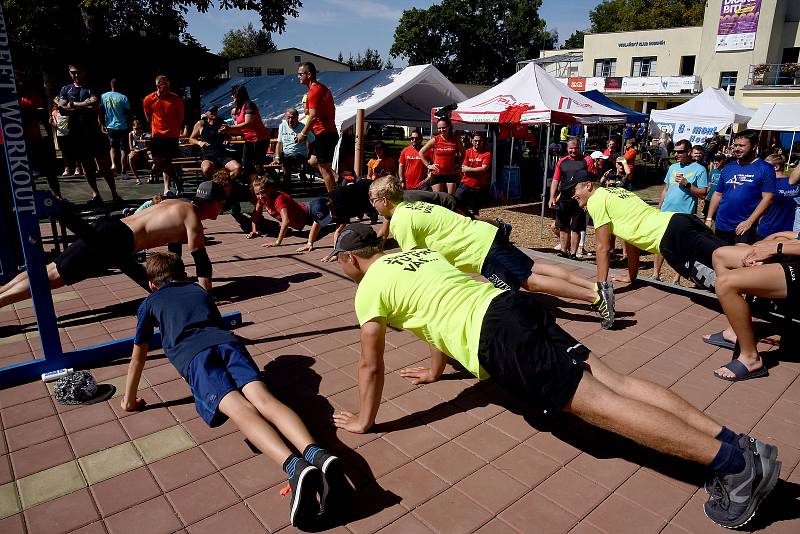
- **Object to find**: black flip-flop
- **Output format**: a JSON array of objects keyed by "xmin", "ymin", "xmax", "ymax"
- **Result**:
[
  {"xmin": 713, "ymin": 360, "xmax": 768, "ymax": 382},
  {"xmin": 703, "ymin": 331, "xmax": 736, "ymax": 350}
]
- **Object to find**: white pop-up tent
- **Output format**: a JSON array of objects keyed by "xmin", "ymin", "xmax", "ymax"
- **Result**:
[
  {"xmin": 447, "ymin": 62, "xmax": 626, "ymax": 235},
  {"xmin": 450, "ymin": 63, "xmax": 627, "ymax": 125},
  {"xmin": 650, "ymin": 87, "xmax": 754, "ymax": 144},
  {"xmin": 748, "ymin": 103, "xmax": 800, "ymax": 161}
]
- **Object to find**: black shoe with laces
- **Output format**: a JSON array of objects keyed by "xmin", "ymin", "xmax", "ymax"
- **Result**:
[
  {"xmin": 705, "ymin": 435, "xmax": 778, "ymax": 494},
  {"xmin": 286, "ymin": 458, "xmax": 322, "ymax": 529},
  {"xmin": 591, "ymin": 281, "xmax": 615, "ymax": 330},
  {"xmin": 307, "ymin": 449, "xmax": 350, "ymax": 516},
  {"xmin": 703, "ymin": 436, "xmax": 781, "ymax": 529}
]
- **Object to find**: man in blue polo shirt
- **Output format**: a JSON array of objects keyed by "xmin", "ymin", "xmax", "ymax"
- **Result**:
[
  {"xmin": 705, "ymin": 130, "xmax": 776, "ymax": 244},
  {"xmin": 654, "ymin": 139, "xmax": 708, "ymax": 280}
]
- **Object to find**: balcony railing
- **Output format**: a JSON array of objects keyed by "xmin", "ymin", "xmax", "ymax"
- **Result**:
[{"xmin": 747, "ymin": 63, "xmax": 800, "ymax": 86}]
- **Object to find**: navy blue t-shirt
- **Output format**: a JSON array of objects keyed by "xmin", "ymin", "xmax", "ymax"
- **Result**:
[
  {"xmin": 715, "ymin": 158, "xmax": 776, "ymax": 231},
  {"xmin": 758, "ymin": 177, "xmax": 800, "ymax": 237},
  {"xmin": 58, "ymin": 83, "xmax": 100, "ymax": 135},
  {"xmin": 134, "ymin": 281, "xmax": 239, "ymax": 377}
]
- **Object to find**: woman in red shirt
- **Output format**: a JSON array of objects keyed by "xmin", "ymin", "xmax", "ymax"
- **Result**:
[
  {"xmin": 419, "ymin": 117, "xmax": 465, "ymax": 194},
  {"xmin": 221, "ymin": 85, "xmax": 270, "ymax": 180}
]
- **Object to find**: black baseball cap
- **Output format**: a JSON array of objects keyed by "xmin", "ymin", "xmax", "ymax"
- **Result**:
[
  {"xmin": 559, "ymin": 169, "xmax": 598, "ymax": 191},
  {"xmin": 309, "ymin": 197, "xmax": 333, "ymax": 226},
  {"xmin": 323, "ymin": 223, "xmax": 380, "ymax": 261},
  {"xmin": 193, "ymin": 180, "xmax": 226, "ymax": 202}
]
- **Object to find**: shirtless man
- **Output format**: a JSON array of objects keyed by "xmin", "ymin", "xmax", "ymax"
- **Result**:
[{"xmin": 0, "ymin": 181, "xmax": 226, "ymax": 309}]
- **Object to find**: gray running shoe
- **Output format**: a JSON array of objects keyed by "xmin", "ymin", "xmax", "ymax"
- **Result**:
[
  {"xmin": 591, "ymin": 281, "xmax": 615, "ymax": 330},
  {"xmin": 704, "ymin": 437, "xmax": 781, "ymax": 529},
  {"xmin": 705, "ymin": 435, "xmax": 778, "ymax": 493}
]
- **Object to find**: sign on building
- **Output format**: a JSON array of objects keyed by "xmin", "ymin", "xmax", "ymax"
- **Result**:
[{"xmin": 716, "ymin": 0, "xmax": 761, "ymax": 52}]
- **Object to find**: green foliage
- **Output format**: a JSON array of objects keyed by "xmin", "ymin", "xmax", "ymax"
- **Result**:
[
  {"xmin": 390, "ymin": 0, "xmax": 556, "ymax": 84},
  {"xmin": 562, "ymin": 30, "xmax": 585, "ymax": 49},
  {"xmin": 220, "ymin": 22, "xmax": 276, "ymax": 58},
  {"xmin": 345, "ymin": 49, "xmax": 384, "ymax": 71},
  {"xmin": 588, "ymin": 0, "xmax": 705, "ymax": 33}
]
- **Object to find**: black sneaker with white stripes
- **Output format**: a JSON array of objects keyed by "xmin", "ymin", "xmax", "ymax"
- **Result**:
[{"xmin": 287, "ymin": 458, "xmax": 322, "ymax": 529}]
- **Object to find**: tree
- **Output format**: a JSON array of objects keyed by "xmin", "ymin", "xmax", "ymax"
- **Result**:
[
  {"xmin": 220, "ymin": 22, "xmax": 276, "ymax": 58},
  {"xmin": 562, "ymin": 30, "xmax": 585, "ymax": 49},
  {"xmin": 182, "ymin": 33, "xmax": 209, "ymax": 52},
  {"xmin": 390, "ymin": 0, "xmax": 557, "ymax": 84},
  {"xmin": 346, "ymin": 49, "xmax": 385, "ymax": 71},
  {"xmin": 587, "ymin": 0, "xmax": 705, "ymax": 33}
]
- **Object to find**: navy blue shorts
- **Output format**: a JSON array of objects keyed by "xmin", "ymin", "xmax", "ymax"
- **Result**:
[
  {"xmin": 480, "ymin": 230, "xmax": 535, "ymax": 291},
  {"xmin": 186, "ymin": 342, "xmax": 261, "ymax": 427}
]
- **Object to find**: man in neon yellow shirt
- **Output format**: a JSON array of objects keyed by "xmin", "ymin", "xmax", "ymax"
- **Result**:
[
  {"xmin": 369, "ymin": 176, "xmax": 615, "ymax": 329},
  {"xmin": 328, "ymin": 223, "xmax": 781, "ymax": 530},
  {"xmin": 573, "ymin": 174, "xmax": 726, "ymax": 290}
]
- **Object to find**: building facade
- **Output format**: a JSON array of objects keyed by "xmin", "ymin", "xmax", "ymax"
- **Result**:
[
  {"xmin": 533, "ymin": 0, "xmax": 800, "ymax": 111},
  {"xmin": 228, "ymin": 48, "xmax": 350, "ymax": 78}
]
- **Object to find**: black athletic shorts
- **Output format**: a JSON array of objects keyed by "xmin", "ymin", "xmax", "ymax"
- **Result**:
[
  {"xmin": 429, "ymin": 173, "xmax": 460, "ymax": 186},
  {"xmin": 54, "ymin": 219, "xmax": 136, "ymax": 285},
  {"xmin": 312, "ymin": 131, "xmax": 339, "ymax": 164},
  {"xmin": 107, "ymin": 129, "xmax": 129, "ymax": 151},
  {"xmin": 715, "ymin": 226, "xmax": 759, "ymax": 246},
  {"xmin": 781, "ymin": 260, "xmax": 800, "ymax": 304},
  {"xmin": 68, "ymin": 130, "xmax": 108, "ymax": 161},
  {"xmin": 202, "ymin": 152, "xmax": 235, "ymax": 169},
  {"xmin": 554, "ymin": 197, "xmax": 586, "ymax": 232},
  {"xmin": 478, "ymin": 291, "xmax": 589, "ymax": 415},
  {"xmin": 150, "ymin": 137, "xmax": 179, "ymax": 161},
  {"xmin": 480, "ymin": 230, "xmax": 534, "ymax": 291},
  {"xmin": 660, "ymin": 213, "xmax": 726, "ymax": 291},
  {"xmin": 454, "ymin": 183, "xmax": 484, "ymax": 214}
]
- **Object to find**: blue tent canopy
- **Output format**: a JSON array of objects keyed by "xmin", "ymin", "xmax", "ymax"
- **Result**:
[{"xmin": 581, "ymin": 90, "xmax": 649, "ymax": 123}]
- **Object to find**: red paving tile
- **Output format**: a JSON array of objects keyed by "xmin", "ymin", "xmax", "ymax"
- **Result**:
[{"xmin": 2, "ymin": 225, "xmax": 800, "ymax": 533}]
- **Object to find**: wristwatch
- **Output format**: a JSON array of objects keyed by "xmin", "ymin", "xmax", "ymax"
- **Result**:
[{"xmin": 777, "ymin": 242, "xmax": 783, "ymax": 257}]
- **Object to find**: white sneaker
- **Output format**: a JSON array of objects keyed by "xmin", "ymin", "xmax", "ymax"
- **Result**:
[{"xmin": 554, "ymin": 243, "xmax": 562, "ymax": 251}]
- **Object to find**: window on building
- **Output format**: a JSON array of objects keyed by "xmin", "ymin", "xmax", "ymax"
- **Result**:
[
  {"xmin": 294, "ymin": 55, "xmax": 302, "ymax": 63},
  {"xmin": 719, "ymin": 71, "xmax": 738, "ymax": 96},
  {"xmin": 680, "ymin": 56, "xmax": 696, "ymax": 76},
  {"xmin": 266, "ymin": 68, "xmax": 284, "ymax": 76},
  {"xmin": 241, "ymin": 67, "xmax": 262, "ymax": 77},
  {"xmin": 631, "ymin": 57, "xmax": 657, "ymax": 77},
  {"xmin": 782, "ymin": 47, "xmax": 799, "ymax": 64},
  {"xmin": 594, "ymin": 58, "xmax": 616, "ymax": 77}
]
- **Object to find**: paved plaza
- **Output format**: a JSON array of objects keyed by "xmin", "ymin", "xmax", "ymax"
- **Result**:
[{"xmin": 0, "ymin": 198, "xmax": 798, "ymax": 533}]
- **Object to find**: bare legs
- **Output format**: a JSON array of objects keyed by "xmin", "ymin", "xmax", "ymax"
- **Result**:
[
  {"xmin": 318, "ymin": 162, "xmax": 337, "ymax": 193},
  {"xmin": 218, "ymin": 381, "xmax": 314, "ymax": 465},
  {"xmin": 0, "ymin": 263, "xmax": 65, "ymax": 309},
  {"xmin": 566, "ymin": 355, "xmax": 722, "ymax": 465},
  {"xmin": 525, "ymin": 263, "xmax": 598, "ymax": 303}
]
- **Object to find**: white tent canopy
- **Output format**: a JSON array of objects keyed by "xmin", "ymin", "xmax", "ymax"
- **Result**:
[
  {"xmin": 747, "ymin": 103, "xmax": 800, "ymax": 131},
  {"xmin": 449, "ymin": 63, "xmax": 626, "ymax": 125},
  {"xmin": 650, "ymin": 87, "xmax": 754, "ymax": 143}
]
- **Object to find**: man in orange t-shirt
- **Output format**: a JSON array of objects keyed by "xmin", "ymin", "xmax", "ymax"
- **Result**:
[
  {"xmin": 455, "ymin": 132, "xmax": 492, "ymax": 215},
  {"xmin": 296, "ymin": 62, "xmax": 338, "ymax": 192},
  {"xmin": 398, "ymin": 130, "xmax": 427, "ymax": 190},
  {"xmin": 143, "ymin": 75, "xmax": 184, "ymax": 194}
]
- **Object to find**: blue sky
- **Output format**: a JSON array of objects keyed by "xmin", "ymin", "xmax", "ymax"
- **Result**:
[{"xmin": 184, "ymin": 0, "xmax": 597, "ymax": 63}]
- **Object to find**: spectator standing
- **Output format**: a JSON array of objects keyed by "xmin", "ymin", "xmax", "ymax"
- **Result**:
[
  {"xmin": 756, "ymin": 154, "xmax": 800, "ymax": 239},
  {"xmin": 600, "ymin": 135, "xmax": 621, "ymax": 175},
  {"xmin": 20, "ymin": 80, "xmax": 62, "ymax": 200},
  {"xmin": 296, "ymin": 62, "xmax": 339, "ymax": 192},
  {"xmin": 275, "ymin": 107, "xmax": 314, "ymax": 187},
  {"xmin": 653, "ymin": 139, "xmax": 709, "ymax": 280},
  {"xmin": 455, "ymin": 132, "xmax": 492, "ymax": 216},
  {"xmin": 705, "ymin": 130, "xmax": 776, "ymax": 245},
  {"xmin": 49, "ymin": 97, "xmax": 77, "ymax": 176},
  {"xmin": 143, "ymin": 75, "xmax": 184, "ymax": 195},
  {"xmin": 419, "ymin": 117, "xmax": 465, "ymax": 195},
  {"xmin": 57, "ymin": 63, "xmax": 122, "ymax": 205},
  {"xmin": 366, "ymin": 141, "xmax": 396, "ymax": 180},
  {"xmin": 189, "ymin": 105, "xmax": 242, "ymax": 180},
  {"xmin": 622, "ymin": 138, "xmax": 638, "ymax": 189},
  {"xmin": 702, "ymin": 154, "xmax": 728, "ymax": 219},
  {"xmin": 692, "ymin": 145, "xmax": 706, "ymax": 167},
  {"xmin": 398, "ymin": 130, "xmax": 426, "ymax": 190},
  {"xmin": 222, "ymin": 85, "xmax": 270, "ymax": 181},
  {"xmin": 100, "ymin": 79, "xmax": 131, "ymax": 176},
  {"xmin": 548, "ymin": 139, "xmax": 595, "ymax": 258}
]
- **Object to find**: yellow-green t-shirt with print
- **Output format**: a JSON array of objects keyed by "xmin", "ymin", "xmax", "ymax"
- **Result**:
[
  {"xmin": 389, "ymin": 201, "xmax": 497, "ymax": 273},
  {"xmin": 586, "ymin": 187, "xmax": 674, "ymax": 254},
  {"xmin": 354, "ymin": 249, "xmax": 503, "ymax": 380}
]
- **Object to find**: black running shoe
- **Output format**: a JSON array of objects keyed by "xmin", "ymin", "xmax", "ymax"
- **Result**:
[
  {"xmin": 287, "ymin": 458, "xmax": 322, "ymax": 529},
  {"xmin": 705, "ymin": 435, "xmax": 779, "ymax": 494},
  {"xmin": 591, "ymin": 281, "xmax": 615, "ymax": 330},
  {"xmin": 704, "ymin": 439, "xmax": 781, "ymax": 529},
  {"xmin": 308, "ymin": 449, "xmax": 350, "ymax": 515}
]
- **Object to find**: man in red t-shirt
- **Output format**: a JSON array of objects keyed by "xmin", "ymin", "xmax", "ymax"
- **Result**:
[
  {"xmin": 248, "ymin": 176, "xmax": 313, "ymax": 247},
  {"xmin": 398, "ymin": 130, "xmax": 427, "ymax": 190},
  {"xmin": 454, "ymin": 132, "xmax": 492, "ymax": 215},
  {"xmin": 549, "ymin": 138, "xmax": 596, "ymax": 258},
  {"xmin": 143, "ymin": 75, "xmax": 184, "ymax": 194},
  {"xmin": 297, "ymin": 62, "xmax": 338, "ymax": 192}
]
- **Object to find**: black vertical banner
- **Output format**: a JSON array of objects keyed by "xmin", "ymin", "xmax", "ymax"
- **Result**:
[{"xmin": 0, "ymin": 5, "xmax": 62, "ymax": 358}]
